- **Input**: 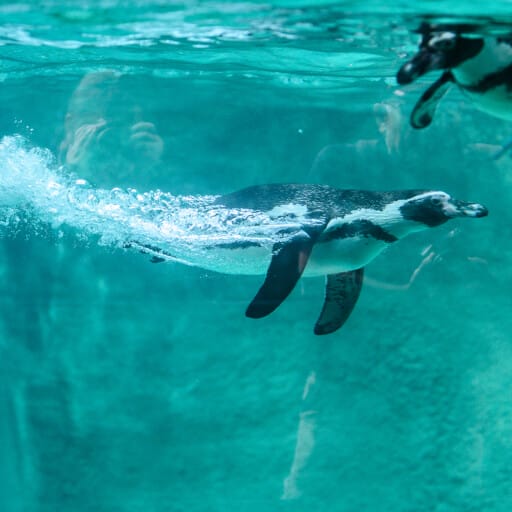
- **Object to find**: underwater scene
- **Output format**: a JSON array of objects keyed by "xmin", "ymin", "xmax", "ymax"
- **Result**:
[{"xmin": 1, "ymin": 1, "xmax": 512, "ymax": 510}]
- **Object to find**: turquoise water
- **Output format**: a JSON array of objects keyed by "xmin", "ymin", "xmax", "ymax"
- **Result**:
[{"xmin": 1, "ymin": 1, "xmax": 512, "ymax": 511}]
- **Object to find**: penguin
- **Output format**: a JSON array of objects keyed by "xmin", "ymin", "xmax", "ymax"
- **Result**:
[
  {"xmin": 397, "ymin": 22, "xmax": 512, "ymax": 130},
  {"xmin": 134, "ymin": 184, "xmax": 488, "ymax": 335}
]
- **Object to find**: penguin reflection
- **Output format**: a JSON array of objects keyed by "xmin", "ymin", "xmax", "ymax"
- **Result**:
[
  {"xmin": 0, "ymin": 72, "xmax": 168, "ymax": 483},
  {"xmin": 59, "ymin": 71, "xmax": 164, "ymax": 187},
  {"xmin": 308, "ymin": 100, "xmax": 405, "ymax": 190}
]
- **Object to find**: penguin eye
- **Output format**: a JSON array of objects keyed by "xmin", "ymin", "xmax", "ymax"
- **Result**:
[
  {"xmin": 429, "ymin": 33, "xmax": 456, "ymax": 50},
  {"xmin": 431, "ymin": 197, "xmax": 443, "ymax": 206}
]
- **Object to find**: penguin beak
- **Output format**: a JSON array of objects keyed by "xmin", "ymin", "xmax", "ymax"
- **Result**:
[
  {"xmin": 397, "ymin": 50, "xmax": 446, "ymax": 84},
  {"xmin": 448, "ymin": 200, "xmax": 488, "ymax": 218}
]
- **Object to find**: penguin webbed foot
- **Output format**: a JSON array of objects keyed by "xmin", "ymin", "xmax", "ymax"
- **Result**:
[{"xmin": 314, "ymin": 268, "xmax": 364, "ymax": 335}]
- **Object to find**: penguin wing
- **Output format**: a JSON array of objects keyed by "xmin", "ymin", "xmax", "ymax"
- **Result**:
[
  {"xmin": 410, "ymin": 71, "xmax": 453, "ymax": 129},
  {"xmin": 245, "ymin": 231, "xmax": 319, "ymax": 319},
  {"xmin": 314, "ymin": 268, "xmax": 364, "ymax": 335}
]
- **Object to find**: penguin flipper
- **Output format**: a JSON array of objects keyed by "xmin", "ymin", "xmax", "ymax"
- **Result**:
[
  {"xmin": 246, "ymin": 235, "xmax": 315, "ymax": 319},
  {"xmin": 314, "ymin": 268, "xmax": 364, "ymax": 335},
  {"xmin": 410, "ymin": 71, "xmax": 453, "ymax": 129}
]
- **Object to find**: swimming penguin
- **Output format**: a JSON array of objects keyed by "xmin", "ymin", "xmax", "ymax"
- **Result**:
[
  {"xmin": 397, "ymin": 22, "xmax": 512, "ymax": 129},
  {"xmin": 135, "ymin": 184, "xmax": 488, "ymax": 335}
]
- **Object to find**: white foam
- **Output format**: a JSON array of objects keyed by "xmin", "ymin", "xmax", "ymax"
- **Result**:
[{"xmin": 0, "ymin": 135, "xmax": 302, "ymax": 272}]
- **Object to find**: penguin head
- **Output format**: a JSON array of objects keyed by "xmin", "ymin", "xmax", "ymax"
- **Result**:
[
  {"xmin": 399, "ymin": 191, "xmax": 488, "ymax": 228},
  {"xmin": 397, "ymin": 23, "xmax": 484, "ymax": 84}
]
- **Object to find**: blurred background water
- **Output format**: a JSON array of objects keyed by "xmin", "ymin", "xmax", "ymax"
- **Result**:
[{"xmin": 1, "ymin": 1, "xmax": 512, "ymax": 511}]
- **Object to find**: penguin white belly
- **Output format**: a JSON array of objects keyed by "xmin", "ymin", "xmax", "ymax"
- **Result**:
[
  {"xmin": 465, "ymin": 86, "xmax": 512, "ymax": 121},
  {"xmin": 186, "ymin": 233, "xmax": 391, "ymax": 277},
  {"xmin": 195, "ymin": 236, "xmax": 389, "ymax": 277},
  {"xmin": 189, "ymin": 245, "xmax": 272, "ymax": 276},
  {"xmin": 304, "ymin": 236, "xmax": 388, "ymax": 276}
]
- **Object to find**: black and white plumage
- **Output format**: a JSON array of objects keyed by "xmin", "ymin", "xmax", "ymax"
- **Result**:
[
  {"xmin": 397, "ymin": 23, "xmax": 512, "ymax": 129},
  {"xmin": 139, "ymin": 184, "xmax": 488, "ymax": 335}
]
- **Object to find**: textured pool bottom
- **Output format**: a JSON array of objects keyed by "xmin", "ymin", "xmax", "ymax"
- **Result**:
[{"xmin": 0, "ymin": 225, "xmax": 510, "ymax": 511}]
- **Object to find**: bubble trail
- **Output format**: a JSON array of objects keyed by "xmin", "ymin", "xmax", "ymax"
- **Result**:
[{"xmin": 0, "ymin": 135, "xmax": 296, "ymax": 270}]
